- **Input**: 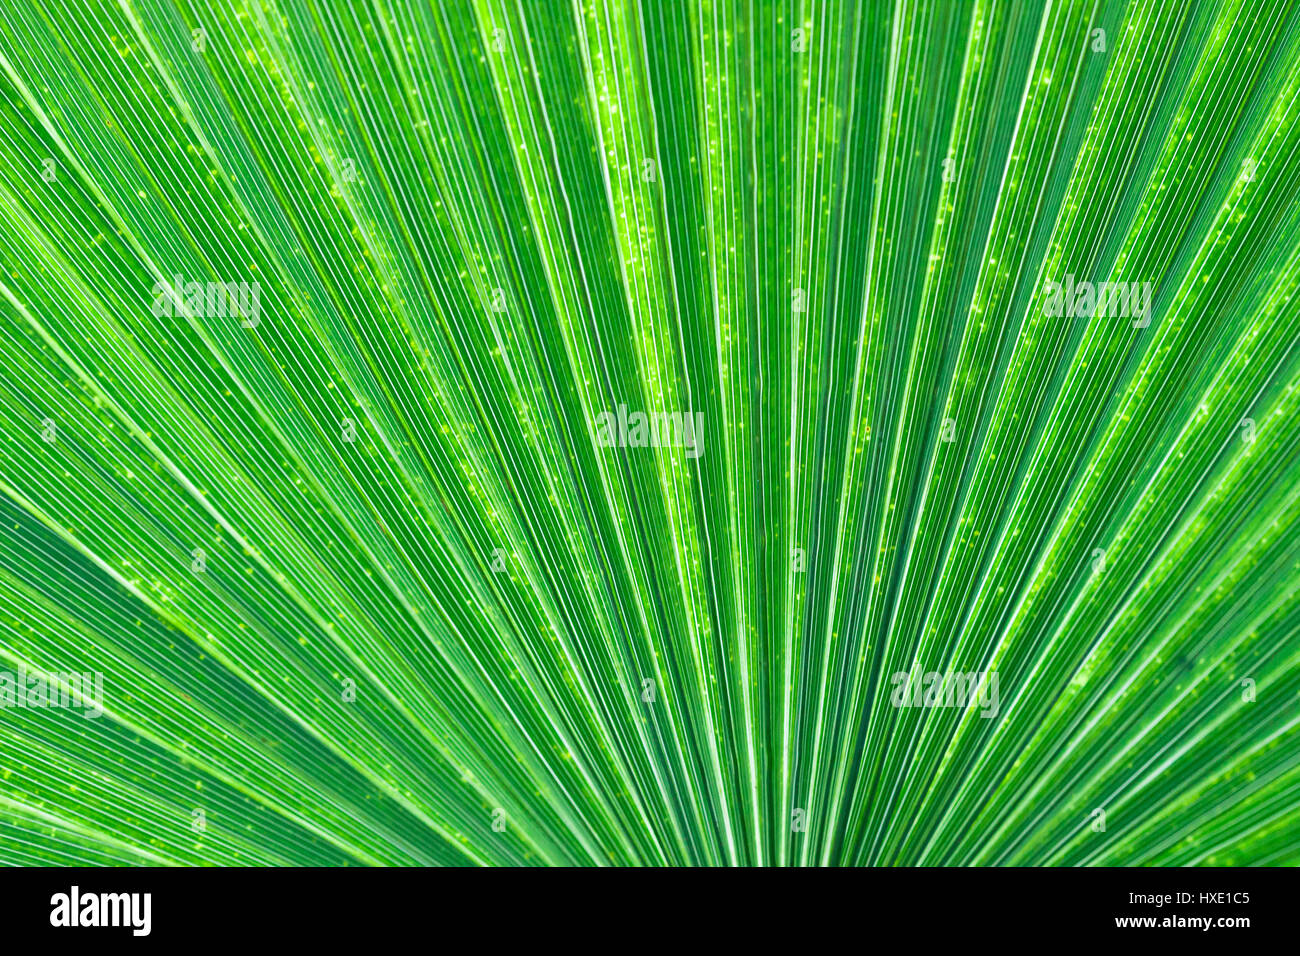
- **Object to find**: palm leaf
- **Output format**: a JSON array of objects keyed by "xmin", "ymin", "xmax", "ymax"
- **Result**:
[{"xmin": 0, "ymin": 0, "xmax": 1296, "ymax": 866}]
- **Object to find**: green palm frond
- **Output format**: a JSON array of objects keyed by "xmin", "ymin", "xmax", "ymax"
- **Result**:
[{"xmin": 0, "ymin": 0, "xmax": 1297, "ymax": 867}]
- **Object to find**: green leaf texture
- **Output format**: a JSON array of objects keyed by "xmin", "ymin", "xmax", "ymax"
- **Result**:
[{"xmin": 0, "ymin": 0, "xmax": 1297, "ymax": 866}]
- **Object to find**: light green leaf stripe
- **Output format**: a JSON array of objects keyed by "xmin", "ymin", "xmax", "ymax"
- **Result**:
[{"xmin": 0, "ymin": 0, "xmax": 1295, "ymax": 866}]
